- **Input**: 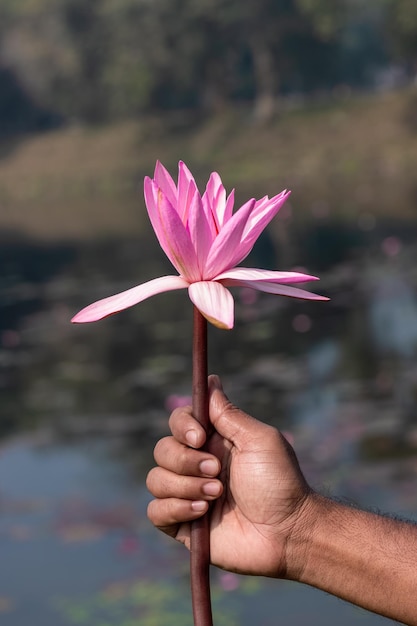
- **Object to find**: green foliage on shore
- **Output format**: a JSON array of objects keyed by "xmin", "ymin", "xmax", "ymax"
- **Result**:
[
  {"xmin": 0, "ymin": 0, "xmax": 416, "ymax": 125},
  {"xmin": 0, "ymin": 88, "xmax": 416, "ymax": 241}
]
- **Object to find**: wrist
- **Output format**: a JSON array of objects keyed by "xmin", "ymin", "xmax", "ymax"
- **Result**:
[{"xmin": 283, "ymin": 491, "xmax": 329, "ymax": 582}]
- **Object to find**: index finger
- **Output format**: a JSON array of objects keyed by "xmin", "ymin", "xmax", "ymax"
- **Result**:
[{"xmin": 169, "ymin": 406, "xmax": 207, "ymax": 449}]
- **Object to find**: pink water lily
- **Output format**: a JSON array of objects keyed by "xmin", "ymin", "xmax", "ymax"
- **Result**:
[{"xmin": 72, "ymin": 161, "xmax": 327, "ymax": 329}]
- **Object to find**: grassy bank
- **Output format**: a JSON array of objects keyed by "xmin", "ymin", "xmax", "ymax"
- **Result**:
[{"xmin": 0, "ymin": 89, "xmax": 416, "ymax": 241}]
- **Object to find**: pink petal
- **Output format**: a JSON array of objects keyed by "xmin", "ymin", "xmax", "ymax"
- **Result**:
[
  {"xmin": 144, "ymin": 177, "xmax": 170, "ymax": 255},
  {"xmin": 205, "ymin": 198, "xmax": 256, "ymax": 278},
  {"xmin": 157, "ymin": 192, "xmax": 201, "ymax": 280},
  {"xmin": 201, "ymin": 196, "xmax": 218, "ymax": 240},
  {"xmin": 154, "ymin": 161, "xmax": 177, "ymax": 209},
  {"xmin": 187, "ymin": 187, "xmax": 213, "ymax": 274},
  {"xmin": 202, "ymin": 172, "xmax": 223, "ymax": 238},
  {"xmin": 211, "ymin": 176, "xmax": 227, "ymax": 226},
  {"xmin": 204, "ymin": 172, "xmax": 222, "ymax": 210},
  {"xmin": 145, "ymin": 178, "xmax": 200, "ymax": 281},
  {"xmin": 214, "ymin": 183, "xmax": 226, "ymax": 220},
  {"xmin": 224, "ymin": 279, "xmax": 328, "ymax": 301},
  {"xmin": 203, "ymin": 173, "xmax": 234, "ymax": 229},
  {"xmin": 178, "ymin": 160, "xmax": 194, "ymax": 184},
  {"xmin": 241, "ymin": 190, "xmax": 290, "ymax": 249},
  {"xmin": 71, "ymin": 275, "xmax": 189, "ymax": 323},
  {"xmin": 219, "ymin": 191, "xmax": 290, "ymax": 270},
  {"xmin": 224, "ymin": 189, "xmax": 235, "ymax": 224},
  {"xmin": 177, "ymin": 161, "xmax": 196, "ymax": 223},
  {"xmin": 216, "ymin": 267, "xmax": 320, "ymax": 284},
  {"xmin": 188, "ymin": 281, "xmax": 234, "ymax": 329}
]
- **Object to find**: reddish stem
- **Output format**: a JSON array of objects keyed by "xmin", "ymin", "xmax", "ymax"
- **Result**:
[{"xmin": 190, "ymin": 306, "xmax": 213, "ymax": 626}]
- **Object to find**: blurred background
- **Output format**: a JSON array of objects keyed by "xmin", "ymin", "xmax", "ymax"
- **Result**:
[{"xmin": 1, "ymin": 0, "xmax": 417, "ymax": 624}]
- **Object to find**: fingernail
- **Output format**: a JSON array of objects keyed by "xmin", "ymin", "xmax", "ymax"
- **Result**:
[
  {"xmin": 186, "ymin": 429, "xmax": 198, "ymax": 447},
  {"xmin": 209, "ymin": 375, "xmax": 223, "ymax": 391},
  {"xmin": 191, "ymin": 501, "xmax": 207, "ymax": 512},
  {"xmin": 202, "ymin": 482, "xmax": 221, "ymax": 496},
  {"xmin": 199, "ymin": 459, "xmax": 218, "ymax": 476}
]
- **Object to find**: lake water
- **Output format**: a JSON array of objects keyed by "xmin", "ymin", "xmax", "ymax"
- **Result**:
[
  {"xmin": 1, "ymin": 229, "xmax": 417, "ymax": 624},
  {"xmin": 0, "ymin": 431, "xmax": 414, "ymax": 626}
]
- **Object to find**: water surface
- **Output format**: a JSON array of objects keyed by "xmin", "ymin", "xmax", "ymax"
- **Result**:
[{"xmin": 0, "ymin": 434, "xmax": 411, "ymax": 626}]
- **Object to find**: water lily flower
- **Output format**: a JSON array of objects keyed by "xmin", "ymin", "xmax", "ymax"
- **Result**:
[{"xmin": 72, "ymin": 161, "xmax": 327, "ymax": 329}]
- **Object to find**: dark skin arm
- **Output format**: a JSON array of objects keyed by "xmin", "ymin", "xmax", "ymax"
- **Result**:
[{"xmin": 147, "ymin": 375, "xmax": 417, "ymax": 625}]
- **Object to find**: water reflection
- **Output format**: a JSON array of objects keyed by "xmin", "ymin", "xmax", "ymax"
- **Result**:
[
  {"xmin": 0, "ymin": 435, "xmax": 410, "ymax": 626},
  {"xmin": 368, "ymin": 269, "xmax": 417, "ymax": 358},
  {"xmin": 1, "ymin": 226, "xmax": 417, "ymax": 624}
]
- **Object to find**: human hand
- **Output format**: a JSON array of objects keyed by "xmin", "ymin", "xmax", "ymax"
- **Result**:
[{"xmin": 147, "ymin": 375, "xmax": 313, "ymax": 579}]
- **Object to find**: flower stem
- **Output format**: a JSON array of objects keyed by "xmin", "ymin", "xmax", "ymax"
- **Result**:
[{"xmin": 191, "ymin": 306, "xmax": 213, "ymax": 626}]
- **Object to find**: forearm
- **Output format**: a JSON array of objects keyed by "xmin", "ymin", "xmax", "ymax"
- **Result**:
[{"xmin": 288, "ymin": 493, "xmax": 417, "ymax": 625}]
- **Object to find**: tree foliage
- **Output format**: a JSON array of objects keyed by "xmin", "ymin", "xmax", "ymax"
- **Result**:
[
  {"xmin": 384, "ymin": 0, "xmax": 417, "ymax": 71},
  {"xmin": 0, "ymin": 0, "xmax": 413, "ymax": 127}
]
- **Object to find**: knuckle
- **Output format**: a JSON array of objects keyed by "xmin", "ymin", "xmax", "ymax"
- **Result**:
[
  {"xmin": 262, "ymin": 425, "xmax": 282, "ymax": 448},
  {"xmin": 146, "ymin": 499, "xmax": 157, "ymax": 523},
  {"xmin": 168, "ymin": 406, "xmax": 183, "ymax": 426},
  {"xmin": 222, "ymin": 399, "xmax": 239, "ymax": 416},
  {"xmin": 147, "ymin": 500, "xmax": 181, "ymax": 539},
  {"xmin": 177, "ymin": 447, "xmax": 191, "ymax": 473},
  {"xmin": 168, "ymin": 405, "xmax": 192, "ymax": 430},
  {"xmin": 145, "ymin": 467, "xmax": 158, "ymax": 493},
  {"xmin": 265, "ymin": 423, "xmax": 280, "ymax": 439},
  {"xmin": 153, "ymin": 436, "xmax": 192, "ymax": 475},
  {"xmin": 153, "ymin": 436, "xmax": 171, "ymax": 461}
]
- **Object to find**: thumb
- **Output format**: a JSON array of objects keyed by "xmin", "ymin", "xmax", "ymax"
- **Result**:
[{"xmin": 208, "ymin": 375, "xmax": 271, "ymax": 447}]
